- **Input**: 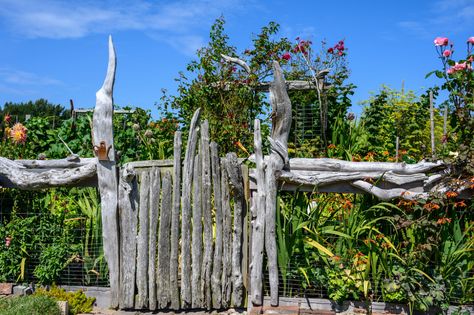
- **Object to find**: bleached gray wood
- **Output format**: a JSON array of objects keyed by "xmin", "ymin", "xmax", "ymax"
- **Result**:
[
  {"xmin": 221, "ymin": 54, "xmax": 251, "ymax": 74},
  {"xmin": 148, "ymin": 168, "xmax": 160, "ymax": 310},
  {"xmin": 136, "ymin": 171, "xmax": 150, "ymax": 309},
  {"xmin": 430, "ymin": 91, "xmax": 436, "ymax": 159},
  {"xmin": 250, "ymin": 119, "xmax": 265, "ymax": 306},
  {"xmin": 266, "ymin": 61, "xmax": 293, "ymax": 306},
  {"xmin": 92, "ymin": 36, "xmax": 120, "ymax": 308},
  {"xmin": 191, "ymin": 153, "xmax": 203, "ymax": 308},
  {"xmin": 124, "ymin": 160, "xmax": 174, "ymax": 169},
  {"xmin": 351, "ymin": 180, "xmax": 428, "ymax": 200},
  {"xmin": 443, "ymin": 106, "xmax": 448, "ymax": 149},
  {"xmin": 241, "ymin": 164, "xmax": 249, "ymax": 295},
  {"xmin": 221, "ymin": 158, "xmax": 232, "ymax": 308},
  {"xmin": 396, "ymin": 136, "xmax": 399, "ymax": 162},
  {"xmin": 200, "ymin": 120, "xmax": 213, "ymax": 309},
  {"xmin": 285, "ymin": 158, "xmax": 444, "ymax": 174},
  {"xmin": 118, "ymin": 163, "xmax": 137, "ymax": 309},
  {"xmin": 210, "ymin": 142, "xmax": 223, "ymax": 308},
  {"xmin": 225, "ymin": 152, "xmax": 244, "ymax": 307},
  {"xmin": 181, "ymin": 108, "xmax": 201, "ymax": 308},
  {"xmin": 157, "ymin": 171, "xmax": 172, "ymax": 308},
  {"xmin": 169, "ymin": 131, "xmax": 182, "ymax": 310},
  {"xmin": 16, "ymin": 157, "xmax": 96, "ymax": 168},
  {"xmin": 277, "ymin": 170, "xmax": 427, "ymax": 187},
  {"xmin": 0, "ymin": 157, "xmax": 96, "ymax": 189}
]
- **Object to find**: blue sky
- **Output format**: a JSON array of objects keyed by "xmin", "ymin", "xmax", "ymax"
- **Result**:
[{"xmin": 0, "ymin": 0, "xmax": 473, "ymax": 118}]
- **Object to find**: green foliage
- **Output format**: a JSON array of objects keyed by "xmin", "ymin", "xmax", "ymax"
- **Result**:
[
  {"xmin": 0, "ymin": 295, "xmax": 60, "ymax": 315},
  {"xmin": 361, "ymin": 86, "xmax": 444, "ymax": 160},
  {"xmin": 0, "ymin": 99, "xmax": 69, "ymax": 121},
  {"xmin": 35, "ymin": 286, "xmax": 95, "ymax": 315}
]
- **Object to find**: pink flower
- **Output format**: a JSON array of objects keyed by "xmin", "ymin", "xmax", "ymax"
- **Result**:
[
  {"xmin": 5, "ymin": 237, "xmax": 11, "ymax": 248},
  {"xmin": 467, "ymin": 37, "xmax": 474, "ymax": 45},
  {"xmin": 443, "ymin": 50, "xmax": 452, "ymax": 57},
  {"xmin": 447, "ymin": 67, "xmax": 455, "ymax": 74},
  {"xmin": 434, "ymin": 37, "xmax": 449, "ymax": 46},
  {"xmin": 282, "ymin": 52, "xmax": 291, "ymax": 61},
  {"xmin": 453, "ymin": 62, "xmax": 467, "ymax": 71},
  {"xmin": 3, "ymin": 114, "xmax": 11, "ymax": 124}
]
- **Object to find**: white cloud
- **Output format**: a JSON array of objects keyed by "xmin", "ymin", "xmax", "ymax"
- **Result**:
[{"xmin": 0, "ymin": 68, "xmax": 62, "ymax": 86}]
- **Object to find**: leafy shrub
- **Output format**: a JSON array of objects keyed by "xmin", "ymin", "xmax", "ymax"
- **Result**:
[
  {"xmin": 35, "ymin": 286, "xmax": 95, "ymax": 315},
  {"xmin": 0, "ymin": 295, "xmax": 60, "ymax": 315}
]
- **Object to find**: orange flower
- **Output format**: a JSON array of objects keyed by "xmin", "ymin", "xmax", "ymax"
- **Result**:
[
  {"xmin": 342, "ymin": 199, "xmax": 353, "ymax": 210},
  {"xmin": 454, "ymin": 201, "xmax": 467, "ymax": 208},
  {"xmin": 328, "ymin": 143, "xmax": 337, "ymax": 149},
  {"xmin": 382, "ymin": 150, "xmax": 389, "ymax": 156},
  {"xmin": 445, "ymin": 191, "xmax": 459, "ymax": 198},
  {"xmin": 423, "ymin": 202, "xmax": 440, "ymax": 211},
  {"xmin": 437, "ymin": 217, "xmax": 452, "ymax": 225},
  {"xmin": 10, "ymin": 123, "xmax": 27, "ymax": 144},
  {"xmin": 331, "ymin": 255, "xmax": 341, "ymax": 262}
]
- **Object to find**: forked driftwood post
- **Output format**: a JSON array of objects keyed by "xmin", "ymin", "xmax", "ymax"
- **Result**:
[
  {"xmin": 265, "ymin": 61, "xmax": 292, "ymax": 306},
  {"xmin": 92, "ymin": 35, "xmax": 120, "ymax": 308}
]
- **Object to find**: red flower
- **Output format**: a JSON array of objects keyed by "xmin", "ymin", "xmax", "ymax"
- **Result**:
[
  {"xmin": 282, "ymin": 52, "xmax": 291, "ymax": 61},
  {"xmin": 327, "ymin": 47, "xmax": 334, "ymax": 53},
  {"xmin": 4, "ymin": 114, "xmax": 11, "ymax": 124}
]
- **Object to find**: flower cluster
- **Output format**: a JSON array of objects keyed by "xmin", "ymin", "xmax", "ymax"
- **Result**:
[
  {"xmin": 292, "ymin": 37, "xmax": 312, "ymax": 56},
  {"xmin": 9, "ymin": 123, "xmax": 28, "ymax": 144},
  {"xmin": 327, "ymin": 40, "xmax": 345, "ymax": 56},
  {"xmin": 435, "ymin": 36, "xmax": 474, "ymax": 74}
]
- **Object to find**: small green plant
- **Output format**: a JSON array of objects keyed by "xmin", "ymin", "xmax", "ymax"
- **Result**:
[
  {"xmin": 35, "ymin": 286, "xmax": 95, "ymax": 315},
  {"xmin": 0, "ymin": 295, "xmax": 60, "ymax": 315}
]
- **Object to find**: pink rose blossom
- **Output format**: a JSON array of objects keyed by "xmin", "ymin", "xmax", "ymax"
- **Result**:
[
  {"xmin": 447, "ymin": 67, "xmax": 455, "ymax": 74},
  {"xmin": 282, "ymin": 52, "xmax": 291, "ymax": 61},
  {"xmin": 443, "ymin": 50, "xmax": 452, "ymax": 57},
  {"xmin": 467, "ymin": 37, "xmax": 474, "ymax": 45},
  {"xmin": 434, "ymin": 37, "xmax": 449, "ymax": 46}
]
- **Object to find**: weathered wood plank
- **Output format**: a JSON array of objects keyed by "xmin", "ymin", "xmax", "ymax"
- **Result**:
[
  {"xmin": 210, "ymin": 142, "xmax": 223, "ymax": 309},
  {"xmin": 241, "ymin": 164, "xmax": 249, "ymax": 296},
  {"xmin": 226, "ymin": 152, "xmax": 244, "ymax": 307},
  {"xmin": 221, "ymin": 158, "xmax": 232, "ymax": 308},
  {"xmin": 169, "ymin": 131, "xmax": 182, "ymax": 310},
  {"xmin": 191, "ymin": 153, "xmax": 203, "ymax": 308},
  {"xmin": 92, "ymin": 36, "xmax": 120, "ymax": 308},
  {"xmin": 250, "ymin": 119, "xmax": 265, "ymax": 306},
  {"xmin": 118, "ymin": 164, "xmax": 138, "ymax": 309},
  {"xmin": 200, "ymin": 120, "xmax": 213, "ymax": 309},
  {"xmin": 16, "ymin": 157, "xmax": 96, "ymax": 169},
  {"xmin": 157, "ymin": 171, "xmax": 173, "ymax": 308},
  {"xmin": 136, "ymin": 171, "xmax": 150, "ymax": 309},
  {"xmin": 148, "ymin": 168, "xmax": 161, "ymax": 310},
  {"xmin": 181, "ymin": 108, "xmax": 201, "ymax": 308}
]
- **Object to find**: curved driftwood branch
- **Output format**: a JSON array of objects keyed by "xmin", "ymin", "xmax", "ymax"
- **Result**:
[
  {"xmin": 221, "ymin": 54, "xmax": 251, "ymax": 74},
  {"xmin": 350, "ymin": 180, "xmax": 428, "ymax": 201},
  {"xmin": 16, "ymin": 157, "xmax": 96, "ymax": 169},
  {"xmin": 0, "ymin": 157, "xmax": 96, "ymax": 189},
  {"xmin": 288, "ymin": 158, "xmax": 444, "ymax": 174}
]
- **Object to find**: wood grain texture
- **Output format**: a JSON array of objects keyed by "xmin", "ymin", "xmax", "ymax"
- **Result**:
[
  {"xmin": 210, "ymin": 142, "xmax": 223, "ymax": 308},
  {"xmin": 191, "ymin": 153, "xmax": 203, "ymax": 308},
  {"xmin": 92, "ymin": 36, "xmax": 120, "ymax": 308},
  {"xmin": 148, "ymin": 168, "xmax": 160, "ymax": 310},
  {"xmin": 157, "ymin": 171, "xmax": 173, "ymax": 308},
  {"xmin": 200, "ymin": 120, "xmax": 213, "ymax": 309},
  {"xmin": 169, "ymin": 131, "xmax": 182, "ymax": 310},
  {"xmin": 136, "ymin": 171, "xmax": 150, "ymax": 309},
  {"xmin": 118, "ymin": 163, "xmax": 138, "ymax": 309},
  {"xmin": 180, "ymin": 108, "xmax": 201, "ymax": 308},
  {"xmin": 220, "ymin": 158, "xmax": 232, "ymax": 308}
]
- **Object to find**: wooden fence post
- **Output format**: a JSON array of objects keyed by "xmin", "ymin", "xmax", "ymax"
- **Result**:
[{"xmin": 92, "ymin": 35, "xmax": 120, "ymax": 308}]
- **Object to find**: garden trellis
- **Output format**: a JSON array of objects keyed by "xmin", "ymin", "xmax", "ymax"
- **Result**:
[{"xmin": 0, "ymin": 37, "xmax": 471, "ymax": 311}]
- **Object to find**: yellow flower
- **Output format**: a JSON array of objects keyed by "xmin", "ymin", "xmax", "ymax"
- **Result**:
[{"xmin": 10, "ymin": 123, "xmax": 27, "ymax": 144}]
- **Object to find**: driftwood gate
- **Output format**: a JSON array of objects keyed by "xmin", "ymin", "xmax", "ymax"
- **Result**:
[{"xmin": 1, "ymin": 37, "xmax": 470, "ymax": 311}]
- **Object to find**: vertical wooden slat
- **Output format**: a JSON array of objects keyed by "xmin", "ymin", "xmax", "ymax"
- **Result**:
[
  {"xmin": 241, "ymin": 164, "xmax": 249, "ymax": 296},
  {"xmin": 136, "ymin": 171, "xmax": 150, "ymax": 309},
  {"xmin": 148, "ymin": 168, "xmax": 161, "ymax": 310},
  {"xmin": 170, "ymin": 131, "xmax": 182, "ymax": 310},
  {"xmin": 251, "ymin": 119, "xmax": 266, "ymax": 306},
  {"xmin": 118, "ymin": 164, "xmax": 138, "ymax": 308},
  {"xmin": 221, "ymin": 158, "xmax": 232, "ymax": 307},
  {"xmin": 200, "ymin": 121, "xmax": 213, "ymax": 309},
  {"xmin": 191, "ymin": 153, "xmax": 203, "ymax": 308},
  {"xmin": 210, "ymin": 142, "xmax": 223, "ymax": 308},
  {"xmin": 226, "ymin": 152, "xmax": 244, "ymax": 307},
  {"xmin": 157, "ymin": 171, "xmax": 173, "ymax": 308},
  {"xmin": 181, "ymin": 109, "xmax": 201, "ymax": 308},
  {"xmin": 93, "ymin": 35, "xmax": 119, "ymax": 308}
]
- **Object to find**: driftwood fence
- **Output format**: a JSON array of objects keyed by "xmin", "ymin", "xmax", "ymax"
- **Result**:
[{"xmin": 1, "ymin": 37, "xmax": 471, "ymax": 311}]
